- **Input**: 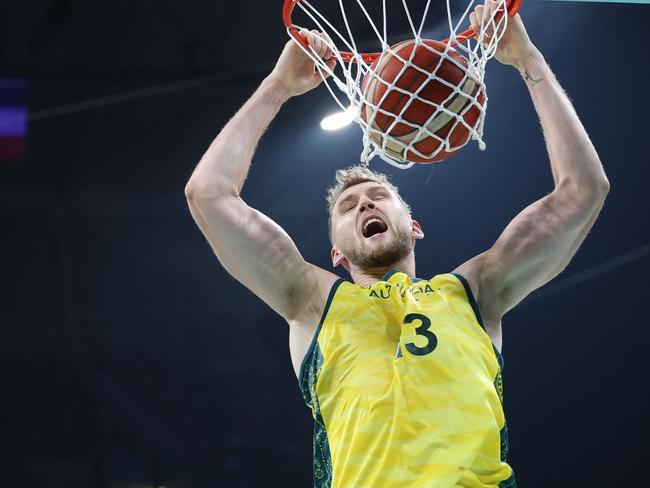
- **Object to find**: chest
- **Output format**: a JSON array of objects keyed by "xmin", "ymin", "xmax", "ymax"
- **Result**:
[{"xmin": 317, "ymin": 283, "xmax": 499, "ymax": 393}]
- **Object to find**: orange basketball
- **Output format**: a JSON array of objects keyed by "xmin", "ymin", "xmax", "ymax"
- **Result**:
[{"xmin": 361, "ymin": 39, "xmax": 485, "ymax": 163}]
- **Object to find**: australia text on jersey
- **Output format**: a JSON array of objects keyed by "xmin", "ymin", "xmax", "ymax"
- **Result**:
[{"xmin": 367, "ymin": 281, "xmax": 438, "ymax": 300}]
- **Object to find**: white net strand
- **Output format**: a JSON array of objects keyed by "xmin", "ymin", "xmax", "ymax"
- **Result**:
[
  {"xmin": 401, "ymin": 0, "xmax": 422, "ymax": 43},
  {"xmin": 288, "ymin": 0, "xmax": 509, "ymax": 168}
]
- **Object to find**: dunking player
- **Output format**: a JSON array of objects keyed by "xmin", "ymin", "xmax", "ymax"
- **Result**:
[{"xmin": 184, "ymin": 6, "xmax": 609, "ymax": 487}]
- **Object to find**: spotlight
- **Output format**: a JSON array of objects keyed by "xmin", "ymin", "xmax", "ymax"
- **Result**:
[{"xmin": 320, "ymin": 107, "xmax": 355, "ymax": 131}]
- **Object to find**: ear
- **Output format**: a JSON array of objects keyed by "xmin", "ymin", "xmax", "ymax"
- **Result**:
[
  {"xmin": 411, "ymin": 219, "xmax": 424, "ymax": 240},
  {"xmin": 331, "ymin": 247, "xmax": 350, "ymax": 271}
]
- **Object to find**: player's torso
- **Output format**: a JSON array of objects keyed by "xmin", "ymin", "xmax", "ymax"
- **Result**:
[
  {"xmin": 297, "ymin": 270, "xmax": 515, "ymax": 487},
  {"xmin": 288, "ymin": 271, "xmax": 501, "ymax": 379}
]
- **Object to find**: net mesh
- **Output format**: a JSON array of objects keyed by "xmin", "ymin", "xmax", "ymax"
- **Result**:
[{"xmin": 287, "ymin": 0, "xmax": 510, "ymax": 169}]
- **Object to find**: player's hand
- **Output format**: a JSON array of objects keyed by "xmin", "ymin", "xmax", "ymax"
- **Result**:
[
  {"xmin": 469, "ymin": 1, "xmax": 540, "ymax": 70},
  {"xmin": 268, "ymin": 28, "xmax": 336, "ymax": 98}
]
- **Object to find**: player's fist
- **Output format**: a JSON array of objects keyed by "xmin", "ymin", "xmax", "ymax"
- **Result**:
[
  {"xmin": 469, "ymin": 2, "xmax": 539, "ymax": 70},
  {"xmin": 268, "ymin": 29, "xmax": 336, "ymax": 98}
]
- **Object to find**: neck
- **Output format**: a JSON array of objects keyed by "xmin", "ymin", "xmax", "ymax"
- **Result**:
[{"xmin": 348, "ymin": 252, "xmax": 416, "ymax": 287}]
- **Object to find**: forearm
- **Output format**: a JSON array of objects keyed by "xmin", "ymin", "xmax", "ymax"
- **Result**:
[
  {"xmin": 185, "ymin": 76, "xmax": 290, "ymax": 199},
  {"xmin": 517, "ymin": 51, "xmax": 609, "ymax": 190}
]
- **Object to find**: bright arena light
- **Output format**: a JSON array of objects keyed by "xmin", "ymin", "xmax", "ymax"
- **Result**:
[{"xmin": 320, "ymin": 107, "xmax": 355, "ymax": 131}]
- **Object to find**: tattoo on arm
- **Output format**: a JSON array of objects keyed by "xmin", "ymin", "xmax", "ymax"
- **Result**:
[{"xmin": 522, "ymin": 70, "xmax": 543, "ymax": 86}]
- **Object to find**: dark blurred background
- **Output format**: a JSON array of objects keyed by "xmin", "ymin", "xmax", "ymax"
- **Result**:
[{"xmin": 1, "ymin": 0, "xmax": 648, "ymax": 486}]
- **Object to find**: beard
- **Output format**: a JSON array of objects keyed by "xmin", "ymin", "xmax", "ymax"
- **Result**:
[{"xmin": 340, "ymin": 223, "xmax": 413, "ymax": 269}]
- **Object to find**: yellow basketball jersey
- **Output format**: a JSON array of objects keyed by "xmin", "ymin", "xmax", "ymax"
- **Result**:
[{"xmin": 299, "ymin": 270, "xmax": 516, "ymax": 488}]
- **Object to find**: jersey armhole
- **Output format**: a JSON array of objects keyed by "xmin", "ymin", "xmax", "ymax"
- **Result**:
[
  {"xmin": 449, "ymin": 272, "xmax": 505, "ymax": 370},
  {"xmin": 298, "ymin": 278, "xmax": 345, "ymax": 384}
]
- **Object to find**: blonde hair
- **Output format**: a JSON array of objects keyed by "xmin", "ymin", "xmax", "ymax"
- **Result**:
[{"xmin": 326, "ymin": 165, "xmax": 410, "ymax": 241}]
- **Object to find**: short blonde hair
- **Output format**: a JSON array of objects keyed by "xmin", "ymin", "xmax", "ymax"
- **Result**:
[{"xmin": 326, "ymin": 165, "xmax": 410, "ymax": 240}]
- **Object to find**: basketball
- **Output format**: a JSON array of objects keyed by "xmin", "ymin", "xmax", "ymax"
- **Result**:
[{"xmin": 361, "ymin": 39, "xmax": 485, "ymax": 163}]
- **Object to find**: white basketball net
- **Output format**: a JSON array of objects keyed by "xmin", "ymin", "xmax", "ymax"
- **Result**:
[{"xmin": 288, "ymin": 0, "xmax": 510, "ymax": 169}]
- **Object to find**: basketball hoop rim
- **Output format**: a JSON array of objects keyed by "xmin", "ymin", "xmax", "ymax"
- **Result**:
[{"xmin": 282, "ymin": 0, "xmax": 523, "ymax": 63}]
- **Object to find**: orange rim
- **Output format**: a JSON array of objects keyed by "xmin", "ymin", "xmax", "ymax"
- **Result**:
[{"xmin": 282, "ymin": 0, "xmax": 523, "ymax": 63}]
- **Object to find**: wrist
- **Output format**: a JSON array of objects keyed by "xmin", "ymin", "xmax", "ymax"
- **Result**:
[
  {"xmin": 263, "ymin": 75, "xmax": 293, "ymax": 104},
  {"xmin": 512, "ymin": 48, "xmax": 545, "ymax": 75}
]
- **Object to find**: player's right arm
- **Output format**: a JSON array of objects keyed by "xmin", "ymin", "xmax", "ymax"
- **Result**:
[{"xmin": 184, "ymin": 30, "xmax": 338, "ymax": 322}]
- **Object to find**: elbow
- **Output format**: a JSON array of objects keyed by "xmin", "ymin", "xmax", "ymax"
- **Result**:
[
  {"xmin": 601, "ymin": 177, "xmax": 611, "ymax": 195},
  {"xmin": 184, "ymin": 178, "xmax": 238, "ymax": 204},
  {"xmin": 591, "ymin": 177, "xmax": 610, "ymax": 201},
  {"xmin": 184, "ymin": 180, "xmax": 208, "ymax": 207},
  {"xmin": 184, "ymin": 180, "xmax": 197, "ymax": 201},
  {"xmin": 557, "ymin": 175, "xmax": 610, "ymax": 199},
  {"xmin": 184, "ymin": 180, "xmax": 211, "ymax": 208}
]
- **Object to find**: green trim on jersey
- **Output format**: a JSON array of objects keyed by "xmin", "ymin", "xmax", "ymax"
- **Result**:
[
  {"xmin": 298, "ymin": 279, "xmax": 344, "ymax": 382},
  {"xmin": 309, "ymin": 343, "xmax": 333, "ymax": 488},
  {"xmin": 381, "ymin": 268, "xmax": 401, "ymax": 281},
  {"xmin": 381, "ymin": 268, "xmax": 424, "ymax": 283},
  {"xmin": 298, "ymin": 279, "xmax": 343, "ymax": 488},
  {"xmin": 500, "ymin": 471, "xmax": 518, "ymax": 488},
  {"xmin": 495, "ymin": 365, "xmax": 516, "ymax": 486},
  {"xmin": 450, "ymin": 271, "xmax": 485, "ymax": 328},
  {"xmin": 451, "ymin": 271, "xmax": 505, "ymax": 370},
  {"xmin": 455, "ymin": 271, "xmax": 515, "ymax": 485}
]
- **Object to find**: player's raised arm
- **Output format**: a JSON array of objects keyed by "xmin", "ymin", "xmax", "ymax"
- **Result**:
[
  {"xmin": 184, "ymin": 30, "xmax": 337, "ymax": 322},
  {"xmin": 456, "ymin": 8, "xmax": 610, "ymax": 319}
]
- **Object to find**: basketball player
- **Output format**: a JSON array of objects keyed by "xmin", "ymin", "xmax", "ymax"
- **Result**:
[{"xmin": 184, "ymin": 6, "xmax": 609, "ymax": 487}]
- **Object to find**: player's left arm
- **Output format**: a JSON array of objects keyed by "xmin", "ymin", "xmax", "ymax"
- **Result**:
[{"xmin": 460, "ymin": 6, "xmax": 610, "ymax": 318}]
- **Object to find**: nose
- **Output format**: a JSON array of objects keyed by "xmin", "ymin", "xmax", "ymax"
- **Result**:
[{"xmin": 359, "ymin": 198, "xmax": 375, "ymax": 212}]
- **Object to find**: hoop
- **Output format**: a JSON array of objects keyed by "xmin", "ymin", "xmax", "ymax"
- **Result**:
[
  {"xmin": 283, "ymin": 0, "xmax": 523, "ymax": 63},
  {"xmin": 282, "ymin": 0, "xmax": 524, "ymax": 168}
]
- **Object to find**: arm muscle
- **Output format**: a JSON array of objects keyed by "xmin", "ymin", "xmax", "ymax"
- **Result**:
[
  {"xmin": 475, "ymin": 182, "xmax": 609, "ymax": 317},
  {"xmin": 187, "ymin": 193, "xmax": 330, "ymax": 322}
]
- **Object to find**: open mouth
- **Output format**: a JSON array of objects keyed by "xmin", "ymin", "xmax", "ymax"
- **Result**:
[{"xmin": 362, "ymin": 217, "xmax": 388, "ymax": 238}]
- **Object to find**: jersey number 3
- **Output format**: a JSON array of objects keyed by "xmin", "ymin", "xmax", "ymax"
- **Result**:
[{"xmin": 403, "ymin": 313, "xmax": 438, "ymax": 356}]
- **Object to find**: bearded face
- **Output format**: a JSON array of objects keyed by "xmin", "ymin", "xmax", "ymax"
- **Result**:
[{"xmin": 330, "ymin": 182, "xmax": 420, "ymax": 270}]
